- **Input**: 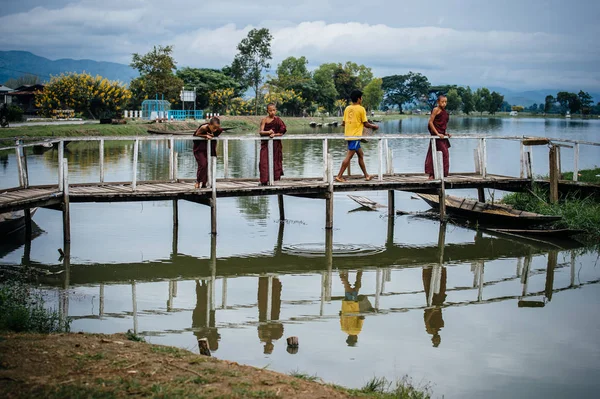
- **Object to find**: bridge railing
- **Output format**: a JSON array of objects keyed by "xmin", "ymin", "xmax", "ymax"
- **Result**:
[{"xmin": 2, "ymin": 134, "xmax": 599, "ymax": 193}]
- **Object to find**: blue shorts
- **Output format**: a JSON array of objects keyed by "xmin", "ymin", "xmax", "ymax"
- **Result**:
[{"xmin": 347, "ymin": 140, "xmax": 361, "ymax": 151}]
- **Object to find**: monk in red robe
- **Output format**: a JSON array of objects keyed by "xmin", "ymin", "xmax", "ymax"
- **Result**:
[
  {"xmin": 193, "ymin": 117, "xmax": 224, "ymax": 189},
  {"xmin": 259, "ymin": 104, "xmax": 287, "ymax": 185},
  {"xmin": 424, "ymin": 94, "xmax": 451, "ymax": 179}
]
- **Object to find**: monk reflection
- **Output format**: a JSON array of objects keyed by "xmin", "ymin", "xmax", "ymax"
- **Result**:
[
  {"xmin": 340, "ymin": 271, "xmax": 371, "ymax": 347},
  {"xmin": 423, "ymin": 267, "xmax": 447, "ymax": 347},
  {"xmin": 192, "ymin": 280, "xmax": 220, "ymax": 352},
  {"xmin": 257, "ymin": 276, "xmax": 284, "ymax": 354}
]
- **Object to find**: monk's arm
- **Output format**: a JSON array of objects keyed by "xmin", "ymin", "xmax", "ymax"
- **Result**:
[
  {"xmin": 428, "ymin": 108, "xmax": 443, "ymax": 137},
  {"xmin": 259, "ymin": 118, "xmax": 274, "ymax": 136},
  {"xmin": 363, "ymin": 121, "xmax": 379, "ymax": 130},
  {"xmin": 194, "ymin": 126, "xmax": 213, "ymax": 139}
]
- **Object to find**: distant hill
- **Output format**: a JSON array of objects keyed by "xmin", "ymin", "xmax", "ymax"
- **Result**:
[
  {"xmin": 0, "ymin": 51, "xmax": 138, "ymax": 87},
  {"xmin": 486, "ymin": 86, "xmax": 600, "ymax": 107}
]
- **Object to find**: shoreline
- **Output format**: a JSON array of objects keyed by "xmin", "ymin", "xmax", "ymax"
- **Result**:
[{"xmin": 0, "ymin": 331, "xmax": 429, "ymax": 398}]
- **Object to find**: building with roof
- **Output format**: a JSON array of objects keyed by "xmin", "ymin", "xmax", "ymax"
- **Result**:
[
  {"xmin": 0, "ymin": 85, "xmax": 14, "ymax": 104},
  {"xmin": 8, "ymin": 84, "xmax": 45, "ymax": 114}
]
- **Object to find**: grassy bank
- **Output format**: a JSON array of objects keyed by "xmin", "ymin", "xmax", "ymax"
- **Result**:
[
  {"xmin": 502, "ymin": 183, "xmax": 600, "ymax": 240},
  {"xmin": 0, "ymin": 332, "xmax": 431, "ymax": 399},
  {"xmin": 562, "ymin": 167, "xmax": 600, "ymax": 184}
]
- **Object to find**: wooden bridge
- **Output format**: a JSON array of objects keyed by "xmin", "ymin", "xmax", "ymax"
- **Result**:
[{"xmin": 1, "ymin": 134, "xmax": 599, "ymax": 244}]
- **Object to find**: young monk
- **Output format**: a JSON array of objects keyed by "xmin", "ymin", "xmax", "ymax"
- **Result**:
[
  {"xmin": 259, "ymin": 103, "xmax": 287, "ymax": 185},
  {"xmin": 193, "ymin": 117, "xmax": 224, "ymax": 189},
  {"xmin": 425, "ymin": 94, "xmax": 451, "ymax": 179},
  {"xmin": 335, "ymin": 90, "xmax": 379, "ymax": 182}
]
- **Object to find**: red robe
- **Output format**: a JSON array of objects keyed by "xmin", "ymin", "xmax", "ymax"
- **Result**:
[
  {"xmin": 193, "ymin": 124, "xmax": 223, "ymax": 185},
  {"xmin": 259, "ymin": 117, "xmax": 287, "ymax": 184},
  {"xmin": 424, "ymin": 108, "xmax": 450, "ymax": 177}
]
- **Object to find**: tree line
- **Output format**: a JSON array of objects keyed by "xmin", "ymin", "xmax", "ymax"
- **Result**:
[{"xmin": 6, "ymin": 28, "xmax": 599, "ymax": 118}]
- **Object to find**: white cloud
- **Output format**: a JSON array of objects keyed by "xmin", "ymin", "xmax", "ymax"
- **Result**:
[{"xmin": 0, "ymin": 1, "xmax": 598, "ymax": 90}]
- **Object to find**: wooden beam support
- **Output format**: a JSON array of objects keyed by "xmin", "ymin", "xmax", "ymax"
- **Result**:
[
  {"xmin": 132, "ymin": 139, "xmax": 139, "ymax": 191},
  {"xmin": 268, "ymin": 139, "xmax": 274, "ymax": 186},
  {"xmin": 325, "ymin": 154, "xmax": 334, "ymax": 229},
  {"xmin": 549, "ymin": 145, "xmax": 559, "ymax": 203},
  {"xmin": 62, "ymin": 158, "xmax": 71, "ymax": 246},
  {"xmin": 211, "ymin": 158, "xmax": 217, "ymax": 235},
  {"xmin": 278, "ymin": 194, "xmax": 285, "ymax": 221},
  {"xmin": 436, "ymin": 152, "xmax": 446, "ymax": 221}
]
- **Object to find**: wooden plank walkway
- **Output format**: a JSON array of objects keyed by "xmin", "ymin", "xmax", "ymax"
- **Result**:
[{"xmin": 0, "ymin": 173, "xmax": 529, "ymax": 213}]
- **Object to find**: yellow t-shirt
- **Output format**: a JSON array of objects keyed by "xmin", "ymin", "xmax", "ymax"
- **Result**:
[{"xmin": 343, "ymin": 104, "xmax": 367, "ymax": 140}]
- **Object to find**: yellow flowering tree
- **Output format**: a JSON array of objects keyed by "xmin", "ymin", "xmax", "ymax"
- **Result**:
[
  {"xmin": 35, "ymin": 73, "xmax": 131, "ymax": 119},
  {"xmin": 208, "ymin": 88, "xmax": 235, "ymax": 114},
  {"xmin": 264, "ymin": 89, "xmax": 304, "ymax": 116},
  {"xmin": 334, "ymin": 99, "xmax": 347, "ymax": 116},
  {"xmin": 229, "ymin": 97, "xmax": 252, "ymax": 115}
]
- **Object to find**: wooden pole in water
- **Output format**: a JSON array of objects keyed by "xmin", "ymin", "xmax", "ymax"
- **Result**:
[
  {"xmin": 436, "ymin": 152, "xmax": 446, "ymax": 221},
  {"xmin": 545, "ymin": 250, "xmax": 557, "ymax": 301},
  {"xmin": 388, "ymin": 190, "xmax": 395, "ymax": 217},
  {"xmin": 549, "ymin": 145, "xmax": 559, "ymax": 203},
  {"xmin": 15, "ymin": 140, "xmax": 24, "ymax": 187},
  {"xmin": 132, "ymin": 139, "xmax": 139, "ymax": 191},
  {"xmin": 278, "ymin": 194, "xmax": 285, "ymax": 221},
  {"xmin": 62, "ymin": 158, "xmax": 71, "ymax": 246},
  {"xmin": 58, "ymin": 141, "xmax": 64, "ymax": 191},
  {"xmin": 326, "ymin": 154, "xmax": 334, "ymax": 229},
  {"xmin": 24, "ymin": 208, "xmax": 32, "ymax": 239},
  {"xmin": 132, "ymin": 281, "xmax": 138, "ymax": 334},
  {"xmin": 477, "ymin": 187, "xmax": 486, "ymax": 203},
  {"xmin": 99, "ymin": 284, "xmax": 105, "ymax": 317},
  {"xmin": 211, "ymin": 159, "xmax": 217, "ymax": 235},
  {"xmin": 519, "ymin": 140, "xmax": 525, "ymax": 178},
  {"xmin": 268, "ymin": 139, "xmax": 274, "ymax": 186},
  {"xmin": 172, "ymin": 199, "xmax": 178, "ymax": 255},
  {"xmin": 325, "ymin": 228, "xmax": 333, "ymax": 301}
]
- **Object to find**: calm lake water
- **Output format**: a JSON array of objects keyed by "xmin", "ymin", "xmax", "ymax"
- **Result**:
[{"xmin": 1, "ymin": 117, "xmax": 600, "ymax": 398}]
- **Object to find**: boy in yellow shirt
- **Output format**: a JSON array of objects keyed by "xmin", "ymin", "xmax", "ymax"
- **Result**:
[{"xmin": 335, "ymin": 90, "xmax": 379, "ymax": 182}]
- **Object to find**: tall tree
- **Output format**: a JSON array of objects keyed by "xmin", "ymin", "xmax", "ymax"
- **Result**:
[
  {"xmin": 313, "ymin": 63, "xmax": 338, "ymax": 112},
  {"xmin": 544, "ymin": 95, "xmax": 555, "ymax": 114},
  {"xmin": 474, "ymin": 87, "xmax": 491, "ymax": 115},
  {"xmin": 271, "ymin": 56, "xmax": 317, "ymax": 108},
  {"xmin": 362, "ymin": 78, "xmax": 384, "ymax": 111},
  {"xmin": 343, "ymin": 62, "xmax": 374, "ymax": 89},
  {"xmin": 578, "ymin": 90, "xmax": 593, "ymax": 114},
  {"xmin": 230, "ymin": 28, "xmax": 273, "ymax": 115},
  {"xmin": 333, "ymin": 65, "xmax": 360, "ymax": 102},
  {"xmin": 556, "ymin": 91, "xmax": 581, "ymax": 115},
  {"xmin": 129, "ymin": 45, "xmax": 183, "ymax": 107},
  {"xmin": 487, "ymin": 91, "xmax": 504, "ymax": 114},
  {"xmin": 460, "ymin": 86, "xmax": 475, "ymax": 115},
  {"xmin": 176, "ymin": 67, "xmax": 241, "ymax": 110},
  {"xmin": 445, "ymin": 88, "xmax": 462, "ymax": 112},
  {"xmin": 382, "ymin": 72, "xmax": 430, "ymax": 113}
]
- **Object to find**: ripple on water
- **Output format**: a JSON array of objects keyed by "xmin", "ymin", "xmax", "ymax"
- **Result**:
[{"xmin": 282, "ymin": 243, "xmax": 385, "ymax": 257}]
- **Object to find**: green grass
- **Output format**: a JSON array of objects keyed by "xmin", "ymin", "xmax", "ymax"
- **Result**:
[
  {"xmin": 562, "ymin": 167, "xmax": 600, "ymax": 184},
  {"xmin": 0, "ymin": 279, "xmax": 70, "ymax": 334},
  {"xmin": 125, "ymin": 329, "xmax": 146, "ymax": 342},
  {"xmin": 336, "ymin": 376, "xmax": 432, "ymax": 399},
  {"xmin": 502, "ymin": 184, "xmax": 600, "ymax": 240},
  {"xmin": 289, "ymin": 370, "xmax": 320, "ymax": 382}
]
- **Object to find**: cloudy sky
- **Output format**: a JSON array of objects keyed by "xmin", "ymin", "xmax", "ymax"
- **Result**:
[{"xmin": 1, "ymin": 0, "xmax": 598, "ymax": 90}]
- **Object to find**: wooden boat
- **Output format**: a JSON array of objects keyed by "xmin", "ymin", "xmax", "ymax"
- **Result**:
[
  {"xmin": 417, "ymin": 193, "xmax": 561, "ymax": 228},
  {"xmin": 348, "ymin": 195, "xmax": 386, "ymax": 210},
  {"xmin": 309, "ymin": 122, "xmax": 317, "ymax": 128},
  {"xmin": 0, "ymin": 208, "xmax": 37, "ymax": 236},
  {"xmin": 147, "ymin": 127, "xmax": 235, "ymax": 135}
]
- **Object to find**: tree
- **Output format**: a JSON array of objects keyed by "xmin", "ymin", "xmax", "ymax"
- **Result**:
[
  {"xmin": 556, "ymin": 91, "xmax": 581, "ymax": 115},
  {"xmin": 362, "ymin": 78, "xmax": 384, "ymax": 111},
  {"xmin": 343, "ymin": 62, "xmax": 374, "ymax": 89},
  {"xmin": 512, "ymin": 105, "xmax": 525, "ymax": 112},
  {"xmin": 208, "ymin": 88, "xmax": 235, "ymax": 114},
  {"xmin": 35, "ymin": 72, "xmax": 131, "ymax": 119},
  {"xmin": 334, "ymin": 99, "xmax": 347, "ymax": 117},
  {"xmin": 445, "ymin": 88, "xmax": 462, "ymax": 112},
  {"xmin": 271, "ymin": 56, "xmax": 317, "ymax": 110},
  {"xmin": 313, "ymin": 63, "xmax": 339, "ymax": 112},
  {"xmin": 474, "ymin": 87, "xmax": 491, "ymax": 115},
  {"xmin": 333, "ymin": 66, "xmax": 360, "ymax": 102},
  {"xmin": 382, "ymin": 72, "xmax": 430, "ymax": 113},
  {"xmin": 578, "ymin": 90, "xmax": 593, "ymax": 115},
  {"xmin": 4, "ymin": 74, "xmax": 42, "ymax": 89},
  {"xmin": 176, "ymin": 67, "xmax": 241, "ymax": 110},
  {"xmin": 460, "ymin": 86, "xmax": 475, "ymax": 115},
  {"xmin": 487, "ymin": 91, "xmax": 504, "ymax": 114},
  {"xmin": 129, "ymin": 45, "xmax": 183, "ymax": 107},
  {"xmin": 230, "ymin": 28, "xmax": 273, "ymax": 115},
  {"xmin": 544, "ymin": 95, "xmax": 555, "ymax": 114}
]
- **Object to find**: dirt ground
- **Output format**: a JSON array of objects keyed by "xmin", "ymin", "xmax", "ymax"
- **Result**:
[{"xmin": 0, "ymin": 332, "xmax": 365, "ymax": 398}]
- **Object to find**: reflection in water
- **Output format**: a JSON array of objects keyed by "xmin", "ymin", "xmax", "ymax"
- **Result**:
[
  {"xmin": 258, "ymin": 276, "xmax": 283, "ymax": 354},
  {"xmin": 193, "ymin": 280, "xmax": 220, "ymax": 351},
  {"xmin": 423, "ymin": 267, "xmax": 447, "ymax": 348},
  {"xmin": 340, "ymin": 271, "xmax": 368, "ymax": 347}
]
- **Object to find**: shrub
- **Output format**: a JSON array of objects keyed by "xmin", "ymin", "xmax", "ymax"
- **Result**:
[{"xmin": 7, "ymin": 105, "xmax": 24, "ymax": 122}]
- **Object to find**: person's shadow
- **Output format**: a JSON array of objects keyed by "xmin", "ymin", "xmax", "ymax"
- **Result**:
[
  {"xmin": 257, "ymin": 276, "xmax": 284, "ymax": 354},
  {"xmin": 192, "ymin": 280, "xmax": 220, "ymax": 352}
]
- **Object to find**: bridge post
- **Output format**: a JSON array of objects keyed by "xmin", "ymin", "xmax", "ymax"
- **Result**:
[
  {"xmin": 15, "ymin": 139, "xmax": 29, "ymax": 188},
  {"xmin": 58, "ymin": 141, "xmax": 64, "ymax": 191},
  {"xmin": 211, "ymin": 158, "xmax": 217, "ymax": 235},
  {"xmin": 388, "ymin": 190, "xmax": 395, "ymax": 217},
  {"xmin": 326, "ymin": 154, "xmax": 334, "ymax": 229},
  {"xmin": 223, "ymin": 139, "xmax": 229, "ymax": 179},
  {"xmin": 378, "ymin": 138, "xmax": 383, "ymax": 181},
  {"xmin": 278, "ymin": 194, "xmax": 285, "ymax": 221},
  {"xmin": 99, "ymin": 139, "xmax": 105, "ymax": 184},
  {"xmin": 549, "ymin": 145, "xmax": 559, "ymax": 203},
  {"xmin": 545, "ymin": 250, "xmax": 557, "ymax": 301},
  {"xmin": 62, "ymin": 158, "xmax": 71, "ymax": 246},
  {"xmin": 431, "ymin": 138, "xmax": 439, "ymax": 179},
  {"xmin": 132, "ymin": 139, "xmax": 139, "ymax": 191},
  {"xmin": 480, "ymin": 138, "xmax": 487, "ymax": 178},
  {"xmin": 436, "ymin": 152, "xmax": 446, "ymax": 221},
  {"xmin": 172, "ymin": 199, "xmax": 178, "ymax": 255},
  {"xmin": 169, "ymin": 138, "xmax": 174, "ymax": 181},
  {"xmin": 322, "ymin": 138, "xmax": 328, "ymax": 182},
  {"xmin": 520, "ymin": 140, "xmax": 524, "ymax": 178},
  {"xmin": 206, "ymin": 139, "xmax": 212, "ymax": 188},
  {"xmin": 573, "ymin": 143, "xmax": 579, "ymax": 182}
]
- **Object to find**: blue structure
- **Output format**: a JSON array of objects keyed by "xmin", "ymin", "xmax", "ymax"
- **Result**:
[
  {"xmin": 167, "ymin": 110, "xmax": 204, "ymax": 120},
  {"xmin": 141, "ymin": 99, "xmax": 171, "ymax": 120}
]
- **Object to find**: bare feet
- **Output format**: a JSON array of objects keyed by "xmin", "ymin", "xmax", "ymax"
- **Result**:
[
  {"xmin": 365, "ymin": 175, "xmax": 373, "ymax": 181},
  {"xmin": 427, "ymin": 175, "xmax": 435, "ymax": 180},
  {"xmin": 194, "ymin": 182, "xmax": 200, "ymax": 189},
  {"xmin": 335, "ymin": 176, "xmax": 347, "ymax": 183}
]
